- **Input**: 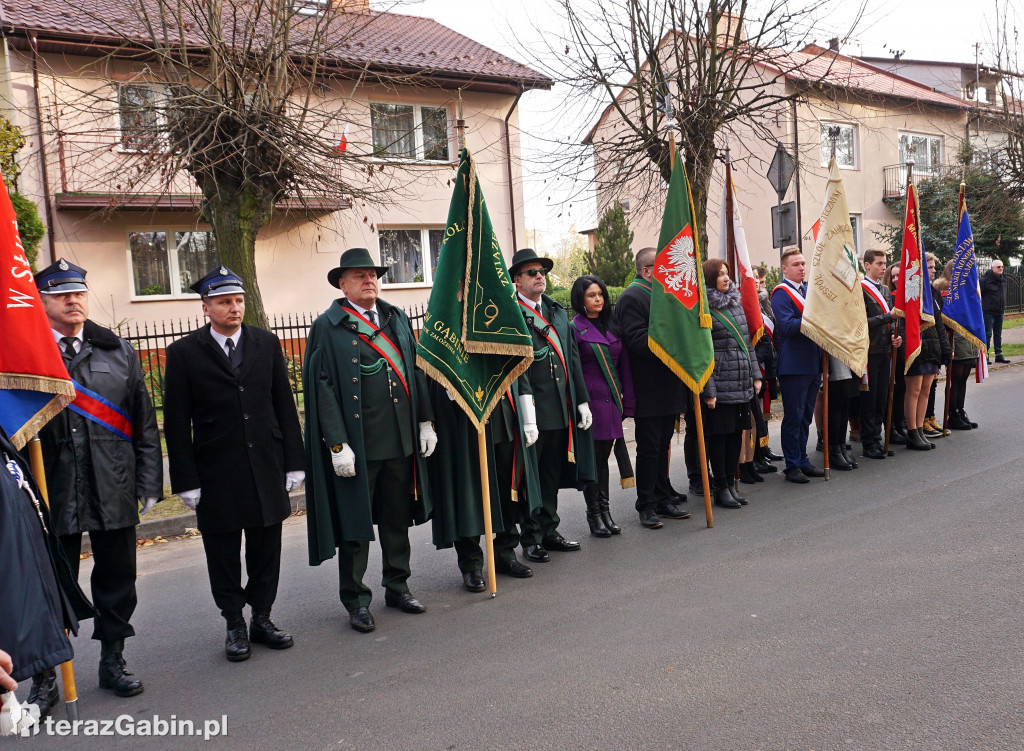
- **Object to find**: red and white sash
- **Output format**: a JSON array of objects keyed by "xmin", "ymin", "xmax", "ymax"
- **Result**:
[
  {"xmin": 772, "ymin": 281, "xmax": 805, "ymax": 313},
  {"xmin": 762, "ymin": 315, "xmax": 775, "ymax": 341},
  {"xmin": 861, "ymin": 278, "xmax": 890, "ymax": 314}
]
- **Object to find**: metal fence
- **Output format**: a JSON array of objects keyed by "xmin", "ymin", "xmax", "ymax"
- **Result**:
[
  {"xmin": 119, "ymin": 303, "xmax": 427, "ymax": 410},
  {"xmin": 1005, "ymin": 271, "xmax": 1023, "ymax": 314}
]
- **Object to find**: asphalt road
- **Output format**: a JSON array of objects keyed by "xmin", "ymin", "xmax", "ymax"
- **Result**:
[{"xmin": 18, "ymin": 366, "xmax": 1024, "ymax": 750}]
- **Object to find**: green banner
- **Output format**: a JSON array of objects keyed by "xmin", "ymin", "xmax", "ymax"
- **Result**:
[
  {"xmin": 648, "ymin": 151, "xmax": 714, "ymax": 393},
  {"xmin": 416, "ymin": 148, "xmax": 534, "ymax": 430}
]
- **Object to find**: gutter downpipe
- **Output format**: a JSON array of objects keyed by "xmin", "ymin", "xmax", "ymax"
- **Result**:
[
  {"xmin": 504, "ymin": 85, "xmax": 524, "ymax": 253},
  {"xmin": 29, "ymin": 34, "xmax": 57, "ymax": 264}
]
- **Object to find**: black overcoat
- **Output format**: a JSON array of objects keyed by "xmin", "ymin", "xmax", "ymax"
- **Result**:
[
  {"xmin": 163, "ymin": 324, "xmax": 304, "ymax": 534},
  {"xmin": 613, "ymin": 284, "xmax": 687, "ymax": 417},
  {"xmin": 38, "ymin": 320, "xmax": 162, "ymax": 536}
]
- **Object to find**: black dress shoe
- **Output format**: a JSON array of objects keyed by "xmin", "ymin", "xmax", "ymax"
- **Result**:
[
  {"xmin": 840, "ymin": 445, "xmax": 859, "ymax": 468},
  {"xmin": 639, "ymin": 508, "xmax": 663, "ymax": 528},
  {"xmin": 714, "ymin": 485, "xmax": 741, "ymax": 508},
  {"xmin": 542, "ymin": 535, "xmax": 581, "ymax": 552},
  {"xmin": 753, "ymin": 458, "xmax": 778, "ymax": 473},
  {"xmin": 801, "ymin": 464, "xmax": 826, "ymax": 478},
  {"xmin": 960, "ymin": 410, "xmax": 979, "ymax": 429},
  {"xmin": 784, "ymin": 467, "xmax": 810, "ymax": 483},
  {"xmin": 524, "ymin": 544, "xmax": 550, "ymax": 562},
  {"xmin": 98, "ymin": 641, "xmax": 144, "ymax": 696},
  {"xmin": 862, "ymin": 444, "xmax": 886, "ymax": 459},
  {"xmin": 665, "ymin": 481, "xmax": 688, "ymax": 504},
  {"xmin": 995, "ymin": 354, "xmax": 1010, "ymax": 363},
  {"xmin": 463, "ymin": 570, "xmax": 486, "ymax": 592},
  {"xmin": 495, "ymin": 558, "xmax": 533, "ymax": 578},
  {"xmin": 765, "ymin": 448, "xmax": 784, "ymax": 461},
  {"xmin": 27, "ymin": 668, "xmax": 59, "ymax": 717},
  {"xmin": 828, "ymin": 448, "xmax": 853, "ymax": 471},
  {"xmin": 655, "ymin": 502, "xmax": 691, "ymax": 519},
  {"xmin": 349, "ymin": 606, "xmax": 375, "ymax": 633},
  {"xmin": 249, "ymin": 614, "xmax": 294, "ymax": 649},
  {"xmin": 688, "ymin": 481, "xmax": 704, "ymax": 497},
  {"xmin": 385, "ymin": 590, "xmax": 426, "ymax": 614},
  {"xmin": 224, "ymin": 621, "xmax": 251, "ymax": 662}
]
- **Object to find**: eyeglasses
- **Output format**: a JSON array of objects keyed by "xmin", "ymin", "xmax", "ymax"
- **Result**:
[{"xmin": 521, "ymin": 268, "xmax": 548, "ymax": 277}]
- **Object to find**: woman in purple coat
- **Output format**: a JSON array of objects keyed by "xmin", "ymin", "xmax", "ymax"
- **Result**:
[{"xmin": 570, "ymin": 275, "xmax": 635, "ymax": 538}]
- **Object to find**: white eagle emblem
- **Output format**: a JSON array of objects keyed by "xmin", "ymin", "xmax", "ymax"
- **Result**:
[
  {"xmin": 904, "ymin": 261, "xmax": 922, "ymax": 302},
  {"xmin": 658, "ymin": 234, "xmax": 698, "ymax": 295}
]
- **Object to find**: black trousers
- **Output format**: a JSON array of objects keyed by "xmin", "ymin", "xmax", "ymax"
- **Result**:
[
  {"xmin": 584, "ymin": 439, "xmax": 615, "ymax": 507},
  {"xmin": 827, "ymin": 381, "xmax": 852, "ymax": 446},
  {"xmin": 520, "ymin": 428, "xmax": 567, "ymax": 547},
  {"xmin": 62, "ymin": 527, "xmax": 137, "ymax": 642},
  {"xmin": 337, "ymin": 457, "xmax": 414, "ymax": 611},
  {"xmin": 201, "ymin": 522, "xmax": 282, "ymax": 622},
  {"xmin": 706, "ymin": 430, "xmax": 742, "ymax": 483},
  {"xmin": 949, "ymin": 359, "xmax": 973, "ymax": 412},
  {"xmin": 682, "ymin": 394, "xmax": 700, "ymax": 483},
  {"xmin": 859, "ymin": 354, "xmax": 891, "ymax": 448},
  {"xmin": 634, "ymin": 414, "xmax": 676, "ymax": 512},
  {"xmin": 454, "ymin": 439, "xmax": 522, "ymax": 571}
]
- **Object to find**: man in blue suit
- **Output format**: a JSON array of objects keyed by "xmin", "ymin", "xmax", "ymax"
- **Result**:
[{"xmin": 771, "ymin": 249, "xmax": 826, "ymax": 483}]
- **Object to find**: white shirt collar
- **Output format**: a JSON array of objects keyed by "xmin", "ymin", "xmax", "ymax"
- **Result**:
[
  {"xmin": 51, "ymin": 328, "xmax": 83, "ymax": 350},
  {"xmin": 347, "ymin": 300, "xmax": 380, "ymax": 323},
  {"xmin": 783, "ymin": 277, "xmax": 803, "ymax": 291},
  {"xmin": 518, "ymin": 292, "xmax": 542, "ymax": 311},
  {"xmin": 865, "ymin": 275, "xmax": 883, "ymax": 288},
  {"xmin": 209, "ymin": 326, "xmax": 242, "ymax": 355}
]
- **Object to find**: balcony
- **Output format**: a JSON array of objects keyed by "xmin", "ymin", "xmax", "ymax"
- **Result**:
[
  {"xmin": 882, "ymin": 163, "xmax": 957, "ymax": 201},
  {"xmin": 49, "ymin": 132, "xmax": 351, "ymax": 213}
]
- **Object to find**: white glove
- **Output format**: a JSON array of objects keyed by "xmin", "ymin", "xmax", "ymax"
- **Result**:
[
  {"xmin": 285, "ymin": 471, "xmax": 305, "ymax": 491},
  {"xmin": 518, "ymin": 394, "xmax": 539, "ymax": 447},
  {"xmin": 331, "ymin": 444, "xmax": 356, "ymax": 478},
  {"xmin": 577, "ymin": 402, "xmax": 593, "ymax": 430},
  {"xmin": 419, "ymin": 421, "xmax": 438, "ymax": 457},
  {"xmin": 139, "ymin": 497, "xmax": 158, "ymax": 515},
  {"xmin": 179, "ymin": 489, "xmax": 201, "ymax": 510}
]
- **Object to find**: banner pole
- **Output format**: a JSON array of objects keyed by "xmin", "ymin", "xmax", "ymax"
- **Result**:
[
  {"xmin": 692, "ymin": 394, "xmax": 714, "ymax": 528},
  {"xmin": 27, "ymin": 437, "xmax": 79, "ymax": 720},
  {"xmin": 476, "ymin": 429, "xmax": 497, "ymax": 597},
  {"xmin": 821, "ymin": 354, "xmax": 830, "ymax": 480}
]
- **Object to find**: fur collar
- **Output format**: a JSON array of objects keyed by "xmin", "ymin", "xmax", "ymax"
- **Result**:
[{"xmin": 707, "ymin": 283, "xmax": 741, "ymax": 309}]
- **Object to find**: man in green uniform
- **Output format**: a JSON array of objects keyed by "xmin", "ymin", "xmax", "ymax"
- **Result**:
[
  {"xmin": 428, "ymin": 377, "xmax": 540, "ymax": 589},
  {"xmin": 509, "ymin": 249, "xmax": 596, "ymax": 563},
  {"xmin": 303, "ymin": 248, "xmax": 437, "ymax": 634}
]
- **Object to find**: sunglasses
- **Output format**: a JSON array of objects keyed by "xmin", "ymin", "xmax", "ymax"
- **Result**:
[{"xmin": 521, "ymin": 268, "xmax": 548, "ymax": 278}]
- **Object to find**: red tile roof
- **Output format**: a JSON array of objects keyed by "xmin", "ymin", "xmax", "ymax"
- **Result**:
[{"xmin": 0, "ymin": 1, "xmax": 551, "ymax": 90}]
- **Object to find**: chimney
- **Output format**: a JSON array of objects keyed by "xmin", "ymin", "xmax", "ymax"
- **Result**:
[{"xmin": 829, "ymin": 37, "xmax": 840, "ymax": 52}]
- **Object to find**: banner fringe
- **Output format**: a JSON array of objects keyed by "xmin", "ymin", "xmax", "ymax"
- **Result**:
[
  {"xmin": 416, "ymin": 355, "xmax": 532, "ymax": 433},
  {"xmin": 941, "ymin": 315, "xmax": 985, "ymax": 353},
  {"xmin": 800, "ymin": 320, "xmax": 867, "ymax": 378},
  {"xmin": 647, "ymin": 337, "xmax": 714, "ymax": 393}
]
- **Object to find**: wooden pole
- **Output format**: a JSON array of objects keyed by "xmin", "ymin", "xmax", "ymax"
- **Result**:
[
  {"xmin": 476, "ymin": 429, "xmax": 497, "ymax": 597},
  {"xmin": 27, "ymin": 438, "xmax": 79, "ymax": 720},
  {"xmin": 821, "ymin": 354, "xmax": 830, "ymax": 480}
]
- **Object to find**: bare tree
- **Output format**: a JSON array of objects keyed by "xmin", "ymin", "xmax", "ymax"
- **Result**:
[
  {"xmin": 37, "ymin": 0, "xmax": 438, "ymax": 325},
  {"xmin": 535, "ymin": 0, "xmax": 864, "ymax": 246}
]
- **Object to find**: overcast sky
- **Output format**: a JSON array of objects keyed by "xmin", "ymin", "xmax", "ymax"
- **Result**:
[{"xmin": 401, "ymin": 0, "xmax": 1011, "ymax": 247}]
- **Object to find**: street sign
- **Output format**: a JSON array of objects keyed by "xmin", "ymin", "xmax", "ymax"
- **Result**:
[
  {"xmin": 767, "ymin": 142, "xmax": 796, "ymax": 203},
  {"xmin": 771, "ymin": 201, "xmax": 797, "ymax": 248}
]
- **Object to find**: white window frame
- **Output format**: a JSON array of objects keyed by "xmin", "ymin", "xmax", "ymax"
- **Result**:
[
  {"xmin": 116, "ymin": 83, "xmax": 169, "ymax": 154},
  {"xmin": 378, "ymin": 226, "xmax": 445, "ymax": 288},
  {"xmin": 125, "ymin": 227, "xmax": 219, "ymax": 301},
  {"xmin": 819, "ymin": 122, "xmax": 858, "ymax": 169},
  {"xmin": 369, "ymin": 102, "xmax": 453, "ymax": 163},
  {"xmin": 898, "ymin": 132, "xmax": 943, "ymax": 178},
  {"xmin": 849, "ymin": 214, "xmax": 861, "ymax": 255}
]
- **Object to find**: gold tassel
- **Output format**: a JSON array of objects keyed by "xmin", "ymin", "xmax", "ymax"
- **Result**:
[
  {"xmin": 620, "ymin": 477, "xmax": 636, "ymax": 489},
  {"xmin": 567, "ymin": 450, "xmax": 575, "ymax": 463}
]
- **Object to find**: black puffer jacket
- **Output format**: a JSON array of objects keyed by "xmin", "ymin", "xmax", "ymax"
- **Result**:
[
  {"xmin": 980, "ymin": 269, "xmax": 1006, "ymax": 313},
  {"xmin": 38, "ymin": 320, "xmax": 163, "ymax": 535},
  {"xmin": 702, "ymin": 285, "xmax": 759, "ymax": 404},
  {"xmin": 919, "ymin": 290, "xmax": 953, "ymax": 366}
]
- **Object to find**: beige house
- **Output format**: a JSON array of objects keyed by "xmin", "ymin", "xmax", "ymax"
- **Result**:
[
  {"xmin": 585, "ymin": 43, "xmax": 975, "ymax": 266},
  {"xmin": 0, "ymin": 0, "xmax": 550, "ymax": 325}
]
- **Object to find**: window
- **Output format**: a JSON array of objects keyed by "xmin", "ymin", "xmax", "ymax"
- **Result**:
[
  {"xmin": 820, "ymin": 122, "xmax": 857, "ymax": 168},
  {"xmin": 118, "ymin": 84, "xmax": 167, "ymax": 152},
  {"xmin": 370, "ymin": 103, "xmax": 451, "ymax": 161},
  {"xmin": 898, "ymin": 133, "xmax": 942, "ymax": 178},
  {"xmin": 849, "ymin": 214, "xmax": 861, "ymax": 255},
  {"xmin": 378, "ymin": 227, "xmax": 445, "ymax": 284},
  {"xmin": 128, "ymin": 229, "xmax": 219, "ymax": 298}
]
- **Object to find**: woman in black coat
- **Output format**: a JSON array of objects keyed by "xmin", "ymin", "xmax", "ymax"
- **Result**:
[
  {"xmin": 700, "ymin": 259, "xmax": 761, "ymax": 509},
  {"xmin": 904, "ymin": 253, "xmax": 952, "ymax": 450}
]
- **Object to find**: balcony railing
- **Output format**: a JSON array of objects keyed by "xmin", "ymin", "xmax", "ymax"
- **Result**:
[
  {"xmin": 49, "ymin": 130, "xmax": 350, "ymax": 213},
  {"xmin": 882, "ymin": 163, "xmax": 958, "ymax": 200}
]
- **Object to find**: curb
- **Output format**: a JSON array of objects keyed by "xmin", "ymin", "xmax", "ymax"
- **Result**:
[{"xmin": 81, "ymin": 492, "xmax": 307, "ymax": 553}]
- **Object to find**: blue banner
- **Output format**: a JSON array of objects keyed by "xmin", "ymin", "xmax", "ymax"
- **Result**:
[{"xmin": 942, "ymin": 201, "xmax": 987, "ymax": 351}]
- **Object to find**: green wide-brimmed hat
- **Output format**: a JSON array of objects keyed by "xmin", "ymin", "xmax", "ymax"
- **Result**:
[
  {"xmin": 508, "ymin": 248, "xmax": 554, "ymax": 278},
  {"xmin": 328, "ymin": 248, "xmax": 390, "ymax": 288}
]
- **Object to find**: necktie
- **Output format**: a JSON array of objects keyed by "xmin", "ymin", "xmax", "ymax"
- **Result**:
[
  {"xmin": 367, "ymin": 309, "xmax": 377, "ymax": 328},
  {"xmin": 226, "ymin": 338, "xmax": 242, "ymax": 372},
  {"xmin": 60, "ymin": 336, "xmax": 78, "ymax": 362},
  {"xmin": 535, "ymin": 303, "xmax": 542, "ymax": 316}
]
